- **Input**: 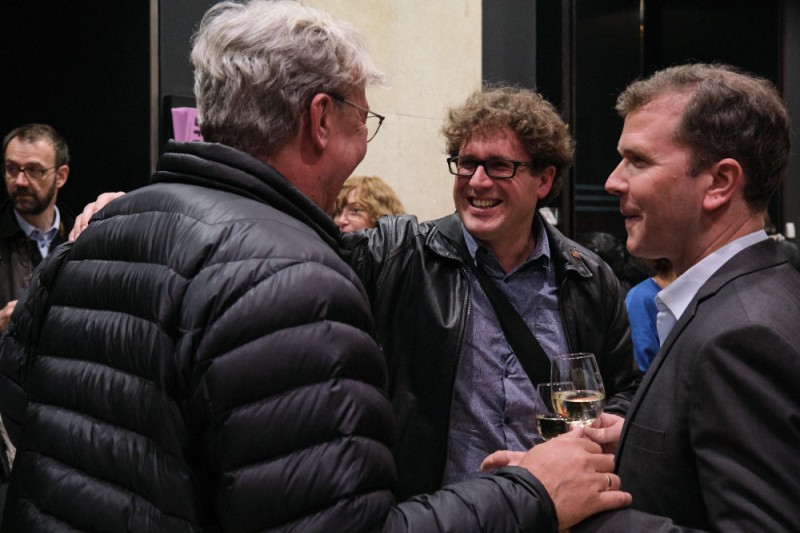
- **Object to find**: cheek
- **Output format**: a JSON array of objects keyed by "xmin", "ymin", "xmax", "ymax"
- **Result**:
[
  {"xmin": 453, "ymin": 179, "xmax": 466, "ymax": 201},
  {"xmin": 349, "ymin": 218, "xmax": 369, "ymax": 231}
]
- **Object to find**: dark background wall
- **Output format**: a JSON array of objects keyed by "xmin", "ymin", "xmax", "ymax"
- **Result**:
[
  {"xmin": 0, "ymin": 2, "xmax": 151, "ymax": 214},
  {"xmin": 0, "ymin": 0, "xmax": 213, "ymax": 215},
  {"xmin": 2, "ymin": 0, "xmax": 797, "ymax": 236},
  {"xmin": 483, "ymin": 0, "xmax": 800, "ymax": 241}
]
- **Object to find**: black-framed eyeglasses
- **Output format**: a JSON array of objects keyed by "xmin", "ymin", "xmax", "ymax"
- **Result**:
[
  {"xmin": 328, "ymin": 93, "xmax": 385, "ymax": 142},
  {"xmin": 3, "ymin": 163, "xmax": 59, "ymax": 182},
  {"xmin": 447, "ymin": 156, "xmax": 535, "ymax": 180}
]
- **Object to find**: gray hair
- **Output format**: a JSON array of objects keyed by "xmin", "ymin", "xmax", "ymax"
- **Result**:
[{"xmin": 191, "ymin": 0, "xmax": 385, "ymax": 159}]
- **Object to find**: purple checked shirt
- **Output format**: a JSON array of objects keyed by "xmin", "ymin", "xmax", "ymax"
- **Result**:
[{"xmin": 443, "ymin": 217, "xmax": 569, "ymax": 485}]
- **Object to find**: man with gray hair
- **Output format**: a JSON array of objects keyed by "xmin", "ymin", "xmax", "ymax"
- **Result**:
[{"xmin": 0, "ymin": 1, "xmax": 629, "ymax": 531}]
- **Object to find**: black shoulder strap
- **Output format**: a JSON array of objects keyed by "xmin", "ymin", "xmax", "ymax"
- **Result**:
[{"xmin": 473, "ymin": 266, "xmax": 551, "ymax": 386}]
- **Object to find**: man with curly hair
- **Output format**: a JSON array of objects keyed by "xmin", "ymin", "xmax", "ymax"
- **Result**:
[{"xmin": 342, "ymin": 86, "xmax": 640, "ymax": 499}]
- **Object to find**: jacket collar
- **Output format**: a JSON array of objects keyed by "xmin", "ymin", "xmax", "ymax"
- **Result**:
[
  {"xmin": 430, "ymin": 211, "xmax": 593, "ymax": 280},
  {"xmin": 152, "ymin": 140, "xmax": 341, "ymax": 250},
  {"xmin": 616, "ymin": 237, "xmax": 789, "ymax": 461},
  {"xmin": 659, "ymin": 238, "xmax": 786, "ymax": 355},
  {"xmin": 0, "ymin": 200, "xmax": 24, "ymax": 239}
]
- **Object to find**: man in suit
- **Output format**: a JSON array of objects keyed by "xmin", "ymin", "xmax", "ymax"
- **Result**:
[{"xmin": 578, "ymin": 63, "xmax": 800, "ymax": 529}]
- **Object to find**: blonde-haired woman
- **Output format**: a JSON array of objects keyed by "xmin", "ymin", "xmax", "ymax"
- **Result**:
[{"xmin": 333, "ymin": 175, "xmax": 405, "ymax": 231}]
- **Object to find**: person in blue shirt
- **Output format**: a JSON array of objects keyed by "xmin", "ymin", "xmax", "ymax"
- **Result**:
[{"xmin": 624, "ymin": 257, "xmax": 674, "ymax": 372}]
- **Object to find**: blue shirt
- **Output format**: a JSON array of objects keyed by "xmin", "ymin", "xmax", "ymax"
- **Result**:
[
  {"xmin": 443, "ymin": 216, "xmax": 569, "ymax": 485},
  {"xmin": 625, "ymin": 277, "xmax": 660, "ymax": 372},
  {"xmin": 14, "ymin": 207, "xmax": 61, "ymax": 260}
]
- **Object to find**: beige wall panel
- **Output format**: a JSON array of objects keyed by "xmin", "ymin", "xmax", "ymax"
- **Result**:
[{"xmin": 309, "ymin": 0, "xmax": 482, "ymax": 221}]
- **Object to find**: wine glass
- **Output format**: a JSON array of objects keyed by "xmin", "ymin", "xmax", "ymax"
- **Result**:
[
  {"xmin": 550, "ymin": 352, "xmax": 606, "ymax": 427},
  {"xmin": 534, "ymin": 382, "xmax": 571, "ymax": 441}
]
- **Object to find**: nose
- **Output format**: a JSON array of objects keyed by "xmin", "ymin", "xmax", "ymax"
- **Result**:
[
  {"xmin": 334, "ymin": 213, "xmax": 348, "ymax": 230},
  {"xmin": 10, "ymin": 172, "xmax": 30, "ymax": 185},
  {"xmin": 468, "ymin": 164, "xmax": 493, "ymax": 189},
  {"xmin": 605, "ymin": 160, "xmax": 626, "ymax": 196}
]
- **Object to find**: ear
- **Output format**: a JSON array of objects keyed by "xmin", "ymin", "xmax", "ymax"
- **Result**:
[
  {"xmin": 55, "ymin": 164, "xmax": 69, "ymax": 190},
  {"xmin": 702, "ymin": 158, "xmax": 742, "ymax": 211},
  {"xmin": 307, "ymin": 93, "xmax": 337, "ymax": 151},
  {"xmin": 535, "ymin": 165, "xmax": 557, "ymax": 199}
]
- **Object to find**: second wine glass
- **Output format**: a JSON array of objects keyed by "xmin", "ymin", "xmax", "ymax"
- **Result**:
[
  {"xmin": 535, "ymin": 382, "xmax": 571, "ymax": 441},
  {"xmin": 550, "ymin": 352, "xmax": 606, "ymax": 427}
]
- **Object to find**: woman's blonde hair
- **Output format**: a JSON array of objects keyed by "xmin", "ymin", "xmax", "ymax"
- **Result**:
[{"xmin": 334, "ymin": 175, "xmax": 405, "ymax": 227}]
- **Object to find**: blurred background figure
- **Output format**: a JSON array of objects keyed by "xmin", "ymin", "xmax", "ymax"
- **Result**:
[
  {"xmin": 0, "ymin": 124, "xmax": 73, "ymax": 333},
  {"xmin": 624, "ymin": 258, "xmax": 676, "ymax": 373},
  {"xmin": 333, "ymin": 175, "xmax": 405, "ymax": 231},
  {"xmin": 764, "ymin": 212, "xmax": 800, "ymax": 270},
  {"xmin": 576, "ymin": 231, "xmax": 649, "ymax": 295},
  {"xmin": 0, "ymin": 124, "xmax": 73, "ymax": 509}
]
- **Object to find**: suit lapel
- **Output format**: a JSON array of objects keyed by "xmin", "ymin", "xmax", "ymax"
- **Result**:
[{"xmin": 615, "ymin": 239, "xmax": 786, "ymax": 463}]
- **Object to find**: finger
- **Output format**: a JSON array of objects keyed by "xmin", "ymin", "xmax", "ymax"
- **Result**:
[
  {"xmin": 69, "ymin": 215, "xmax": 85, "ymax": 241},
  {"xmin": 596, "ymin": 489, "xmax": 633, "ymax": 511},
  {"xmin": 554, "ymin": 432, "xmax": 603, "ymax": 453},
  {"xmin": 479, "ymin": 451, "xmax": 508, "ymax": 471},
  {"xmin": 557, "ymin": 425, "xmax": 585, "ymax": 439},
  {"xmin": 589, "ymin": 453, "xmax": 617, "ymax": 472},
  {"xmin": 480, "ymin": 450, "xmax": 522, "ymax": 471}
]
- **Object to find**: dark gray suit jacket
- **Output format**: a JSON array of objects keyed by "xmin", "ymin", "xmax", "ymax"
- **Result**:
[{"xmin": 578, "ymin": 239, "xmax": 800, "ymax": 532}]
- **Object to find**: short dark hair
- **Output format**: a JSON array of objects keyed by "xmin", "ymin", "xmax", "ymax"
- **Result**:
[
  {"xmin": 616, "ymin": 63, "xmax": 790, "ymax": 210},
  {"xmin": 3, "ymin": 123, "xmax": 70, "ymax": 167}
]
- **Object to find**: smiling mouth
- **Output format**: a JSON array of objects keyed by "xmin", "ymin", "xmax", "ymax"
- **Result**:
[{"xmin": 470, "ymin": 198, "xmax": 500, "ymax": 208}]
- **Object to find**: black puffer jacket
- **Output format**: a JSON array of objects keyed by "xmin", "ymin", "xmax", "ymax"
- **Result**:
[
  {"xmin": 342, "ymin": 213, "xmax": 641, "ymax": 500},
  {"xmin": 1, "ymin": 142, "xmax": 560, "ymax": 532}
]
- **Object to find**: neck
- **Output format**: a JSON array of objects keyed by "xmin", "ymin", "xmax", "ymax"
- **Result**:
[
  {"xmin": 20, "ymin": 208, "xmax": 56, "ymax": 232},
  {"xmin": 672, "ymin": 210, "xmax": 764, "ymax": 276},
  {"xmin": 486, "ymin": 233, "xmax": 536, "ymax": 273},
  {"xmin": 263, "ymin": 136, "xmax": 333, "ymax": 215}
]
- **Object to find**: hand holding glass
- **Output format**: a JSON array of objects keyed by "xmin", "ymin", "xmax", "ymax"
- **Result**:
[{"xmin": 550, "ymin": 352, "xmax": 606, "ymax": 427}]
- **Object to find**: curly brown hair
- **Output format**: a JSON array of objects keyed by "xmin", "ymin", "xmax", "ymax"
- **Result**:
[{"xmin": 441, "ymin": 86, "xmax": 574, "ymax": 206}]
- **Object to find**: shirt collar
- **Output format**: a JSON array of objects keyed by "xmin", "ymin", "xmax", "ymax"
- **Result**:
[
  {"xmin": 461, "ymin": 213, "xmax": 551, "ymax": 273},
  {"xmin": 15, "ymin": 206, "xmax": 61, "ymax": 240},
  {"xmin": 656, "ymin": 229, "xmax": 768, "ymax": 323}
]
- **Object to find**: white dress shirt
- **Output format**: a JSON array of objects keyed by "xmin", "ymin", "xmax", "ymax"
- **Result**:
[{"xmin": 655, "ymin": 230, "xmax": 768, "ymax": 345}]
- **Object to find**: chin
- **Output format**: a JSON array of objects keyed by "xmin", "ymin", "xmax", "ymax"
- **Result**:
[{"xmin": 463, "ymin": 219, "xmax": 497, "ymax": 242}]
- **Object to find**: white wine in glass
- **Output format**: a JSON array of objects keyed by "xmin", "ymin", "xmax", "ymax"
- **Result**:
[
  {"xmin": 534, "ymin": 382, "xmax": 571, "ymax": 440},
  {"xmin": 550, "ymin": 352, "xmax": 606, "ymax": 427}
]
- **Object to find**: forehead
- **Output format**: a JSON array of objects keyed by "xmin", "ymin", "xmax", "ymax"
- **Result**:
[
  {"xmin": 345, "ymin": 187, "xmax": 363, "ymax": 204},
  {"xmin": 619, "ymin": 95, "xmax": 688, "ymax": 149},
  {"xmin": 460, "ymin": 127, "xmax": 527, "ymax": 158},
  {"xmin": 5, "ymin": 137, "xmax": 57, "ymax": 162}
]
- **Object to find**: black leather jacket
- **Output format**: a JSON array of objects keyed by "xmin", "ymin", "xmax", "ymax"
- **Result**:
[{"xmin": 343, "ymin": 212, "xmax": 641, "ymax": 500}]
